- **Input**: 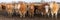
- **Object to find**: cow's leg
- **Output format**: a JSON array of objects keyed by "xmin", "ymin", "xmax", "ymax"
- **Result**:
[
  {"xmin": 41, "ymin": 10, "xmax": 43, "ymax": 16},
  {"xmin": 43, "ymin": 11, "xmax": 47, "ymax": 17},
  {"xmin": 15, "ymin": 10, "xmax": 19, "ymax": 15},
  {"xmin": 50, "ymin": 9, "xmax": 54, "ymax": 18},
  {"xmin": 31, "ymin": 11, "xmax": 34, "ymax": 17},
  {"xmin": 7, "ymin": 11, "xmax": 10, "ymax": 16},
  {"xmin": 51, "ymin": 12, "xmax": 54, "ymax": 18},
  {"xmin": 36, "ymin": 9, "xmax": 39, "ymax": 14},
  {"xmin": 47, "ymin": 10, "xmax": 50, "ymax": 17},
  {"xmin": 55, "ymin": 11, "xmax": 58, "ymax": 18},
  {"xmin": 29, "ymin": 11, "xmax": 33, "ymax": 17},
  {"xmin": 47, "ymin": 12, "xmax": 49, "ymax": 17},
  {"xmin": 11, "ymin": 10, "xmax": 14, "ymax": 16},
  {"xmin": 7, "ymin": 10, "xmax": 12, "ymax": 17},
  {"xmin": 23, "ymin": 11, "xmax": 26, "ymax": 17},
  {"xmin": 9, "ymin": 12, "xmax": 12, "ymax": 17},
  {"xmin": 35, "ymin": 9, "xmax": 37, "ymax": 14},
  {"xmin": 43, "ymin": 10, "xmax": 46, "ymax": 16},
  {"xmin": 19, "ymin": 11, "xmax": 23, "ymax": 18},
  {"xmin": 9, "ymin": 10, "xmax": 13, "ymax": 17},
  {"xmin": 29, "ymin": 11, "xmax": 31, "ymax": 17}
]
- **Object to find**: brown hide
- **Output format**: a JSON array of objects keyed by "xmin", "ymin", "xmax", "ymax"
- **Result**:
[
  {"xmin": 6, "ymin": 3, "xmax": 14, "ymax": 16},
  {"xmin": 36, "ymin": 3, "xmax": 49, "ymax": 15},
  {"xmin": 18, "ymin": 3, "xmax": 27, "ymax": 17},
  {"xmin": 28, "ymin": 3, "xmax": 34, "ymax": 17}
]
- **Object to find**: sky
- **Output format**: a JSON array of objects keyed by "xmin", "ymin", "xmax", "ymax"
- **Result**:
[{"xmin": 0, "ymin": 0, "xmax": 60, "ymax": 3}]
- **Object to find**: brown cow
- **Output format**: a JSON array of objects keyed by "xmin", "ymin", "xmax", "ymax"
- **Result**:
[
  {"xmin": 18, "ymin": 2, "xmax": 27, "ymax": 17},
  {"xmin": 35, "ymin": 3, "xmax": 49, "ymax": 16},
  {"xmin": 6, "ymin": 3, "xmax": 14, "ymax": 17},
  {"xmin": 0, "ymin": 3, "xmax": 6, "ymax": 10},
  {"xmin": 28, "ymin": 3, "xmax": 34, "ymax": 17}
]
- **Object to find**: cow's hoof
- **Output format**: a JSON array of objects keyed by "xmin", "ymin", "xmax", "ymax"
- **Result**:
[
  {"xmin": 23, "ymin": 16, "xmax": 25, "ymax": 18},
  {"xmin": 20, "ymin": 16, "xmax": 22, "ymax": 18},
  {"xmin": 30, "ymin": 16, "xmax": 33, "ymax": 18}
]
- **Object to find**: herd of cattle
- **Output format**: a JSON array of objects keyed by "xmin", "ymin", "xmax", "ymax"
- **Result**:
[{"xmin": 0, "ymin": 1, "xmax": 59, "ymax": 18}]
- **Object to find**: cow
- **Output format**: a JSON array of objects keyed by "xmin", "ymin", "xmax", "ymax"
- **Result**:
[
  {"xmin": 18, "ymin": 2, "xmax": 27, "ymax": 18},
  {"xmin": 50, "ymin": 1, "xmax": 59, "ymax": 18},
  {"xmin": 28, "ymin": 3, "xmax": 34, "ymax": 17},
  {"xmin": 0, "ymin": 3, "xmax": 7, "ymax": 11},
  {"xmin": 45, "ymin": 3, "xmax": 50, "ymax": 17},
  {"xmin": 6, "ymin": 3, "xmax": 14, "ymax": 17},
  {"xmin": 35, "ymin": 3, "xmax": 50, "ymax": 16},
  {"xmin": 14, "ymin": 3, "xmax": 19, "ymax": 15}
]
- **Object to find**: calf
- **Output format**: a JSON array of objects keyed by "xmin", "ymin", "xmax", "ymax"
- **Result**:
[{"xmin": 28, "ymin": 3, "xmax": 34, "ymax": 17}]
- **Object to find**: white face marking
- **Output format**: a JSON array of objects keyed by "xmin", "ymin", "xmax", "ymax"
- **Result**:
[
  {"xmin": 18, "ymin": 4, "xmax": 20, "ymax": 9},
  {"xmin": 15, "ymin": 4, "xmax": 18, "ymax": 9},
  {"xmin": 45, "ymin": 5, "xmax": 49, "ymax": 13},
  {"xmin": 14, "ymin": 4, "xmax": 20, "ymax": 9},
  {"xmin": 31, "ymin": 6, "xmax": 33, "ymax": 9}
]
